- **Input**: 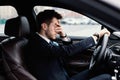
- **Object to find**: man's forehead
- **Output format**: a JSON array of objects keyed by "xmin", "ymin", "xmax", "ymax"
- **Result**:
[{"xmin": 52, "ymin": 18, "xmax": 59, "ymax": 23}]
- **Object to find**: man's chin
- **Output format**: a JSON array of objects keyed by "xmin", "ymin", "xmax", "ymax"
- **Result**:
[{"xmin": 50, "ymin": 37, "xmax": 56, "ymax": 41}]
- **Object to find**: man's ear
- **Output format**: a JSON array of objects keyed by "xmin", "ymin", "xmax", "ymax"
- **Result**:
[{"xmin": 41, "ymin": 23, "xmax": 47, "ymax": 30}]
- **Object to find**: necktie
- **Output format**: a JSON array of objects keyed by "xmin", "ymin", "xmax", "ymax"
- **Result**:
[{"xmin": 49, "ymin": 41, "xmax": 59, "ymax": 46}]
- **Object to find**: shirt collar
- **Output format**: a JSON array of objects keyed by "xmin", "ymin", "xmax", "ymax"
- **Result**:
[{"xmin": 36, "ymin": 32, "xmax": 50, "ymax": 43}]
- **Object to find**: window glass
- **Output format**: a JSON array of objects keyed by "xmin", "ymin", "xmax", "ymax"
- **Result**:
[
  {"xmin": 0, "ymin": 6, "xmax": 18, "ymax": 35},
  {"xmin": 34, "ymin": 6, "xmax": 101, "ymax": 37}
]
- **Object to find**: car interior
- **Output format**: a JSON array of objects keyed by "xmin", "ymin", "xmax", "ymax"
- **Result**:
[
  {"xmin": 0, "ymin": 16, "xmax": 37, "ymax": 80},
  {"xmin": 0, "ymin": 0, "xmax": 120, "ymax": 80}
]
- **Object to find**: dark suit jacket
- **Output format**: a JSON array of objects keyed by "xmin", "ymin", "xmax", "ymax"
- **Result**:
[{"xmin": 24, "ymin": 33, "xmax": 95, "ymax": 80}]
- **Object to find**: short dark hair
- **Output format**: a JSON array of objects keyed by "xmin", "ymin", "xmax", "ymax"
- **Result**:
[{"xmin": 36, "ymin": 9, "xmax": 62, "ymax": 32}]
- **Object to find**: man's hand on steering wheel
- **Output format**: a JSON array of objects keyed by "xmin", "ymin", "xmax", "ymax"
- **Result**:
[
  {"xmin": 92, "ymin": 28, "xmax": 110, "ymax": 43},
  {"xmin": 89, "ymin": 28, "xmax": 111, "ymax": 71}
]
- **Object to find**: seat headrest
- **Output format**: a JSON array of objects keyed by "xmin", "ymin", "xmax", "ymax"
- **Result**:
[{"xmin": 5, "ymin": 16, "xmax": 30, "ymax": 37}]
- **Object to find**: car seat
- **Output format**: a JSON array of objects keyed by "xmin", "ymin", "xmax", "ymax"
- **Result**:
[{"xmin": 0, "ymin": 16, "xmax": 37, "ymax": 80}]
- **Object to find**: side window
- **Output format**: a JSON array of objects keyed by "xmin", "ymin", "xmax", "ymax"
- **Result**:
[
  {"xmin": 0, "ymin": 6, "xmax": 18, "ymax": 35},
  {"xmin": 34, "ymin": 6, "xmax": 101, "ymax": 37}
]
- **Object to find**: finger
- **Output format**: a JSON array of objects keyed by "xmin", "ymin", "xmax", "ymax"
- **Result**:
[{"xmin": 55, "ymin": 28, "xmax": 62, "ymax": 33}]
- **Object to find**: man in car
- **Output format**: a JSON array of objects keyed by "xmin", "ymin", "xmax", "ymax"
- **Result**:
[{"xmin": 24, "ymin": 9, "xmax": 111, "ymax": 80}]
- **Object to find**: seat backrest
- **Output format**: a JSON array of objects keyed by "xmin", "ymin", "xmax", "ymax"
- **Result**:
[{"xmin": 0, "ymin": 16, "xmax": 37, "ymax": 80}]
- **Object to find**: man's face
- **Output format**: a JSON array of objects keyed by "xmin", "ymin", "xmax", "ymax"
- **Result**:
[{"xmin": 46, "ymin": 17, "xmax": 60, "ymax": 40}]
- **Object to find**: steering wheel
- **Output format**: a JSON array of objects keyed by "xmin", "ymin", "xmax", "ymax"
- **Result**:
[{"xmin": 89, "ymin": 34, "xmax": 109, "ymax": 70}]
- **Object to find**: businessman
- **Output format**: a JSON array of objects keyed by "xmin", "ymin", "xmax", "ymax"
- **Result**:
[{"xmin": 24, "ymin": 10, "xmax": 111, "ymax": 80}]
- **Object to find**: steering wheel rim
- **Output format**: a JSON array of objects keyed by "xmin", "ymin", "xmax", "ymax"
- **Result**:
[{"xmin": 89, "ymin": 34, "xmax": 109, "ymax": 70}]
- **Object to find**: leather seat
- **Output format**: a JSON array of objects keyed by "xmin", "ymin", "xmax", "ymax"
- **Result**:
[{"xmin": 0, "ymin": 16, "xmax": 37, "ymax": 80}]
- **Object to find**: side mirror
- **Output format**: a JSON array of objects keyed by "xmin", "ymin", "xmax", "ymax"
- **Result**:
[
  {"xmin": 113, "ymin": 31, "xmax": 120, "ymax": 38},
  {"xmin": 109, "ymin": 31, "xmax": 120, "ymax": 40}
]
